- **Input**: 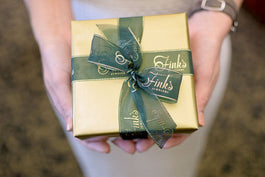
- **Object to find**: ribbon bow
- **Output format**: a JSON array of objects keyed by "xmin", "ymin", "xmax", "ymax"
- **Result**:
[{"xmin": 87, "ymin": 19, "xmax": 182, "ymax": 148}]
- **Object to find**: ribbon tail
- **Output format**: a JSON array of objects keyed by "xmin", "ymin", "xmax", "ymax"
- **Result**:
[
  {"xmin": 119, "ymin": 81, "xmax": 148, "ymax": 139},
  {"xmin": 129, "ymin": 82, "xmax": 177, "ymax": 148}
]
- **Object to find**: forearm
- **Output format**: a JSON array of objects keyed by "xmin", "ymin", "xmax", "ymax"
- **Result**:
[{"xmin": 24, "ymin": 0, "xmax": 73, "ymax": 48}]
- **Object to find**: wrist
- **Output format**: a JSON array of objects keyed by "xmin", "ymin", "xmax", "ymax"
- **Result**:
[
  {"xmin": 37, "ymin": 35, "xmax": 70, "ymax": 51},
  {"xmin": 190, "ymin": 0, "xmax": 242, "ymax": 32},
  {"xmin": 189, "ymin": 11, "xmax": 232, "ymax": 40}
]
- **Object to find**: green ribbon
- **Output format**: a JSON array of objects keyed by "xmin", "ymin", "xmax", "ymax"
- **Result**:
[{"xmin": 73, "ymin": 17, "xmax": 188, "ymax": 148}]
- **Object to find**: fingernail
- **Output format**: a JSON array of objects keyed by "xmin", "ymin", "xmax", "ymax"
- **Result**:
[{"xmin": 66, "ymin": 124, "xmax": 71, "ymax": 131}]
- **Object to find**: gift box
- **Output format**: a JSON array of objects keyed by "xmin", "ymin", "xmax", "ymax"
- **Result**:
[{"xmin": 71, "ymin": 13, "xmax": 199, "ymax": 147}]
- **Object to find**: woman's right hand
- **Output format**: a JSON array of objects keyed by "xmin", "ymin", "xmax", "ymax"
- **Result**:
[
  {"xmin": 24, "ymin": 0, "xmax": 138, "ymax": 154},
  {"xmin": 39, "ymin": 38, "xmax": 114, "ymax": 153},
  {"xmin": 40, "ymin": 38, "xmax": 139, "ymax": 154}
]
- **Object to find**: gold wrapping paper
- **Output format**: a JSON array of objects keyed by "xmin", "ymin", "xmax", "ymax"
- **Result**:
[{"xmin": 71, "ymin": 13, "xmax": 199, "ymax": 139}]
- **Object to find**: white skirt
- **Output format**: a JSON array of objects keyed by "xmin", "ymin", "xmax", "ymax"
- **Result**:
[{"xmin": 59, "ymin": 1, "xmax": 232, "ymax": 176}]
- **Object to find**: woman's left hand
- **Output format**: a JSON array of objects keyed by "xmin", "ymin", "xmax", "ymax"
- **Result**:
[{"xmin": 113, "ymin": 11, "xmax": 232, "ymax": 153}]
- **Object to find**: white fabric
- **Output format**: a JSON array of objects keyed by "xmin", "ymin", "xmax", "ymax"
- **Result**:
[
  {"xmin": 71, "ymin": 0, "xmax": 196, "ymax": 20},
  {"xmin": 59, "ymin": 1, "xmax": 232, "ymax": 177}
]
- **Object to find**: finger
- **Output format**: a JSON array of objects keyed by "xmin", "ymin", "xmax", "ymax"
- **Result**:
[
  {"xmin": 190, "ymin": 38, "xmax": 220, "ymax": 128},
  {"xmin": 46, "ymin": 85, "xmax": 73, "ymax": 131},
  {"xmin": 44, "ymin": 73, "xmax": 72, "ymax": 123},
  {"xmin": 194, "ymin": 76, "xmax": 211, "ymax": 128},
  {"xmin": 84, "ymin": 136, "xmax": 109, "ymax": 142},
  {"xmin": 41, "ymin": 43, "xmax": 73, "ymax": 130},
  {"xmin": 163, "ymin": 134, "xmax": 189, "ymax": 149},
  {"xmin": 112, "ymin": 137, "xmax": 136, "ymax": 154},
  {"xmin": 135, "ymin": 137, "xmax": 155, "ymax": 153},
  {"xmin": 78, "ymin": 140, "xmax": 111, "ymax": 153}
]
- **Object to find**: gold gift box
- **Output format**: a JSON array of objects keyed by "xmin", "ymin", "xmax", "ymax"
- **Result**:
[{"xmin": 71, "ymin": 13, "xmax": 199, "ymax": 139}]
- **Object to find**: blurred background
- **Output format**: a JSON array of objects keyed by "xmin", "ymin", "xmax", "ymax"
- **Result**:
[{"xmin": 0, "ymin": 0, "xmax": 264, "ymax": 177}]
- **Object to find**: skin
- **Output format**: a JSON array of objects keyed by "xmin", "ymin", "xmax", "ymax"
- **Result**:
[{"xmin": 24, "ymin": 0, "xmax": 242, "ymax": 154}]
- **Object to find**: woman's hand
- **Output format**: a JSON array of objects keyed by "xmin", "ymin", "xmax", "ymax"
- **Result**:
[
  {"xmin": 40, "ymin": 36, "xmax": 142, "ymax": 154},
  {"xmin": 39, "ymin": 38, "xmax": 112, "ymax": 153},
  {"xmin": 188, "ymin": 11, "xmax": 232, "ymax": 127},
  {"xmin": 120, "ymin": 11, "xmax": 233, "ymax": 152},
  {"xmin": 25, "ymin": 0, "xmax": 124, "ymax": 154},
  {"xmin": 24, "ymin": 0, "xmax": 145, "ymax": 154}
]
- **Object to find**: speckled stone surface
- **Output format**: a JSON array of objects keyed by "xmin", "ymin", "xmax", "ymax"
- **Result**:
[
  {"xmin": 197, "ymin": 8, "xmax": 265, "ymax": 177},
  {"xmin": 0, "ymin": 1, "xmax": 264, "ymax": 177},
  {"xmin": 0, "ymin": 1, "xmax": 82, "ymax": 177}
]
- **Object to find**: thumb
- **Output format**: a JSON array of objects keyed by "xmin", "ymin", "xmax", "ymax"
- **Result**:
[
  {"xmin": 194, "ymin": 78, "xmax": 211, "ymax": 128},
  {"xmin": 66, "ymin": 117, "xmax": 73, "ymax": 131},
  {"xmin": 40, "ymin": 41, "xmax": 73, "ymax": 132},
  {"xmin": 198, "ymin": 110, "xmax": 205, "ymax": 127},
  {"xmin": 44, "ymin": 73, "xmax": 73, "ymax": 131}
]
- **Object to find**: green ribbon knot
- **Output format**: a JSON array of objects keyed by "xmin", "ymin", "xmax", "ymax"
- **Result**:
[{"xmin": 86, "ymin": 17, "xmax": 183, "ymax": 148}]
